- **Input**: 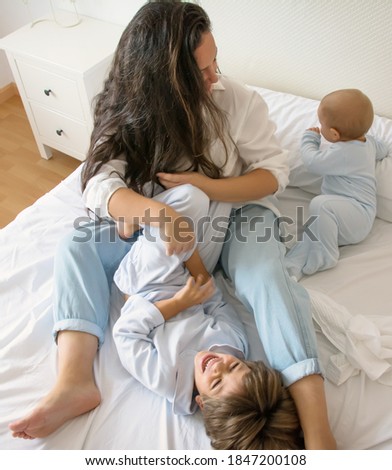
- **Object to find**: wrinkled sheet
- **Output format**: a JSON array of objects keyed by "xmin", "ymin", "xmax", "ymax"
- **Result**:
[{"xmin": 1, "ymin": 167, "xmax": 392, "ymax": 450}]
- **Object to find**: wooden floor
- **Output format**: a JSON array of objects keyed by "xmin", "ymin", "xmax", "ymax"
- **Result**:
[{"xmin": 0, "ymin": 94, "xmax": 81, "ymax": 228}]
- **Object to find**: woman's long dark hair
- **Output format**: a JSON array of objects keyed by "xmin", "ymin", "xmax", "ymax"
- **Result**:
[{"xmin": 81, "ymin": 1, "xmax": 230, "ymax": 195}]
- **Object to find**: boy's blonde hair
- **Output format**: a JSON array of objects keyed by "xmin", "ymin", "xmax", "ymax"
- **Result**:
[
  {"xmin": 201, "ymin": 361, "xmax": 303, "ymax": 450},
  {"xmin": 319, "ymin": 89, "xmax": 373, "ymax": 140}
]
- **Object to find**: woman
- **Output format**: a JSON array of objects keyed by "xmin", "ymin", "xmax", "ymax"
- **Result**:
[{"xmin": 9, "ymin": 1, "xmax": 335, "ymax": 449}]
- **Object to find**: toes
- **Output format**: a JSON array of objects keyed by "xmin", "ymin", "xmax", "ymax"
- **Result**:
[
  {"xmin": 12, "ymin": 431, "xmax": 34, "ymax": 440},
  {"xmin": 9, "ymin": 419, "xmax": 36, "ymax": 440},
  {"xmin": 9, "ymin": 419, "xmax": 26, "ymax": 433}
]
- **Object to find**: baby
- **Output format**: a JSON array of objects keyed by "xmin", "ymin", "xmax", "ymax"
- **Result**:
[
  {"xmin": 113, "ymin": 185, "xmax": 303, "ymax": 449},
  {"xmin": 286, "ymin": 89, "xmax": 389, "ymax": 280}
]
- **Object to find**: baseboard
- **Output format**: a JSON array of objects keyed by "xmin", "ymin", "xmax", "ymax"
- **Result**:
[{"xmin": 0, "ymin": 82, "xmax": 18, "ymax": 104}]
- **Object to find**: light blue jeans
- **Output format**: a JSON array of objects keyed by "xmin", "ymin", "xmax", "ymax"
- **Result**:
[
  {"xmin": 220, "ymin": 204, "xmax": 320, "ymax": 386},
  {"xmin": 53, "ymin": 192, "xmax": 321, "ymax": 386},
  {"xmin": 54, "ymin": 185, "xmax": 229, "ymax": 345}
]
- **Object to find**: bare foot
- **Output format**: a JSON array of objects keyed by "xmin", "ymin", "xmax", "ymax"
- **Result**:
[{"xmin": 8, "ymin": 381, "xmax": 101, "ymax": 439}]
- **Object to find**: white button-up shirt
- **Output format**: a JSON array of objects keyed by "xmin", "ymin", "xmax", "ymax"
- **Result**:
[
  {"xmin": 112, "ymin": 216, "xmax": 248, "ymax": 415},
  {"xmin": 83, "ymin": 75, "xmax": 289, "ymax": 218}
]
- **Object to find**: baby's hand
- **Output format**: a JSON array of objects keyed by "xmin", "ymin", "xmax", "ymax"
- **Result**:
[
  {"xmin": 173, "ymin": 275, "xmax": 215, "ymax": 311},
  {"xmin": 307, "ymin": 127, "xmax": 320, "ymax": 134}
]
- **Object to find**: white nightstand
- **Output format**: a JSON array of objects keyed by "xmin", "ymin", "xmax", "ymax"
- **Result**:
[{"xmin": 0, "ymin": 13, "xmax": 124, "ymax": 161}]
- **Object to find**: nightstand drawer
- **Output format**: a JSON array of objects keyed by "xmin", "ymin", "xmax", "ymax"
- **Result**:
[
  {"xmin": 31, "ymin": 103, "xmax": 90, "ymax": 156},
  {"xmin": 17, "ymin": 60, "xmax": 85, "ymax": 121}
]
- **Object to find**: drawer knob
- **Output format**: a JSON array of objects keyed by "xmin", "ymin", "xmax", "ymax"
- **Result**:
[
  {"xmin": 56, "ymin": 129, "xmax": 64, "ymax": 136},
  {"xmin": 44, "ymin": 89, "xmax": 52, "ymax": 96}
]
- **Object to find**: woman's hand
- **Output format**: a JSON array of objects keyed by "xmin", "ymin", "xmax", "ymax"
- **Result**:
[
  {"xmin": 116, "ymin": 220, "xmax": 139, "ymax": 239},
  {"xmin": 157, "ymin": 171, "xmax": 210, "ymax": 191},
  {"xmin": 158, "ymin": 168, "xmax": 278, "ymax": 202},
  {"xmin": 162, "ymin": 217, "xmax": 195, "ymax": 256}
]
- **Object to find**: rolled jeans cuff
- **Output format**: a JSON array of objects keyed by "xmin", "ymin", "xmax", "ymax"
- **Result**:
[
  {"xmin": 53, "ymin": 319, "xmax": 105, "ymax": 349},
  {"xmin": 281, "ymin": 358, "xmax": 322, "ymax": 387}
]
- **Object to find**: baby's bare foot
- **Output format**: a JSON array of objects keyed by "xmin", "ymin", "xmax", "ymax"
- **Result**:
[{"xmin": 9, "ymin": 381, "xmax": 100, "ymax": 439}]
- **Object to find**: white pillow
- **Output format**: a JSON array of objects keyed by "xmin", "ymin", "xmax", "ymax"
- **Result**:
[{"xmin": 250, "ymin": 86, "xmax": 392, "ymax": 222}]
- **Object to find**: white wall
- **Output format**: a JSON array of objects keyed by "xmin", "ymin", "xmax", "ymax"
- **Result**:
[
  {"xmin": 2, "ymin": 1, "xmax": 392, "ymax": 117},
  {"xmin": 1, "ymin": 0, "xmax": 50, "ymax": 87},
  {"xmin": 51, "ymin": 0, "xmax": 145, "ymax": 26},
  {"xmin": 201, "ymin": 0, "xmax": 392, "ymax": 117},
  {"xmin": 0, "ymin": 0, "xmax": 48, "ymax": 33}
]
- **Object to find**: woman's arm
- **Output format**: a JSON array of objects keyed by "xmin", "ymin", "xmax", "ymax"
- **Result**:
[
  {"xmin": 156, "ymin": 168, "xmax": 278, "ymax": 203},
  {"xmin": 289, "ymin": 375, "xmax": 337, "ymax": 449},
  {"xmin": 82, "ymin": 159, "xmax": 195, "ymax": 254},
  {"xmin": 109, "ymin": 187, "xmax": 178, "ymax": 226},
  {"xmin": 109, "ymin": 188, "xmax": 195, "ymax": 255}
]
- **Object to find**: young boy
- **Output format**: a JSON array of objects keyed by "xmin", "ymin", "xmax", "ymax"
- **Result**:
[
  {"xmin": 113, "ymin": 185, "xmax": 302, "ymax": 449},
  {"xmin": 286, "ymin": 89, "xmax": 389, "ymax": 280}
]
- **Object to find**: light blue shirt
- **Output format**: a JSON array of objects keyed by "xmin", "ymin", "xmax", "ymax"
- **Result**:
[
  {"xmin": 113, "ymin": 233, "xmax": 249, "ymax": 416},
  {"xmin": 301, "ymin": 131, "xmax": 388, "ymax": 214}
]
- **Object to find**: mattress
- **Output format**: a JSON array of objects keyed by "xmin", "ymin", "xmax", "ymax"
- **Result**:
[{"xmin": 1, "ymin": 86, "xmax": 391, "ymax": 450}]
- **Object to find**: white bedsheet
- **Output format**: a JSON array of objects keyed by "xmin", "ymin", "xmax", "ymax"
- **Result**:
[
  {"xmin": 1, "ymin": 166, "xmax": 392, "ymax": 450},
  {"xmin": 0, "ymin": 81, "xmax": 392, "ymax": 450}
]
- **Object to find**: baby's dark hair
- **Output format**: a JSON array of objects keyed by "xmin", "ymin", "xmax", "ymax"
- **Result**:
[{"xmin": 201, "ymin": 361, "xmax": 304, "ymax": 450}]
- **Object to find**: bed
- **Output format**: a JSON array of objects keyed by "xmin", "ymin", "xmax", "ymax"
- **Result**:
[{"xmin": 1, "ymin": 0, "xmax": 392, "ymax": 452}]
